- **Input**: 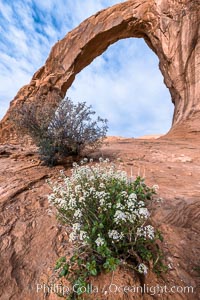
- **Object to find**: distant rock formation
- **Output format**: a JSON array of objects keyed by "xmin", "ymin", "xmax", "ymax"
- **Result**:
[{"xmin": 0, "ymin": 0, "xmax": 199, "ymax": 142}]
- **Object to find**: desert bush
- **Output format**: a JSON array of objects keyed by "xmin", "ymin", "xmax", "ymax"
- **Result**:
[
  {"xmin": 13, "ymin": 97, "xmax": 108, "ymax": 166},
  {"xmin": 48, "ymin": 159, "xmax": 166, "ymax": 299}
]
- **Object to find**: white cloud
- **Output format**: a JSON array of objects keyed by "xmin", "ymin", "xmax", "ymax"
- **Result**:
[
  {"xmin": 0, "ymin": 1, "xmax": 13, "ymax": 21},
  {"xmin": 0, "ymin": 0, "xmax": 174, "ymax": 137}
]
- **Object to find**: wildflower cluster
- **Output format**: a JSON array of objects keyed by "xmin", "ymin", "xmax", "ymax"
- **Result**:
[{"xmin": 48, "ymin": 159, "xmax": 166, "ymax": 299}]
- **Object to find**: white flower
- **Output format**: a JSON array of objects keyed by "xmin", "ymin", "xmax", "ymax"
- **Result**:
[
  {"xmin": 54, "ymin": 198, "xmax": 66, "ymax": 207},
  {"xmin": 74, "ymin": 209, "xmax": 82, "ymax": 218},
  {"xmin": 99, "ymin": 198, "xmax": 105, "ymax": 206},
  {"xmin": 153, "ymin": 184, "xmax": 159, "ymax": 192},
  {"xmin": 64, "ymin": 177, "xmax": 71, "ymax": 185},
  {"xmin": 138, "ymin": 207, "xmax": 150, "ymax": 219},
  {"xmin": 156, "ymin": 197, "xmax": 163, "ymax": 203},
  {"xmin": 69, "ymin": 231, "xmax": 77, "ymax": 242},
  {"xmin": 114, "ymin": 210, "xmax": 127, "ymax": 224},
  {"xmin": 83, "ymin": 191, "xmax": 89, "ymax": 197},
  {"xmin": 48, "ymin": 194, "xmax": 55, "ymax": 202},
  {"xmin": 80, "ymin": 231, "xmax": 88, "ymax": 241},
  {"xmin": 145, "ymin": 225, "xmax": 155, "ymax": 239},
  {"xmin": 116, "ymin": 202, "xmax": 123, "ymax": 209},
  {"xmin": 128, "ymin": 193, "xmax": 137, "ymax": 200},
  {"xmin": 137, "ymin": 225, "xmax": 155, "ymax": 240},
  {"xmin": 72, "ymin": 223, "xmax": 81, "ymax": 232},
  {"xmin": 53, "ymin": 186, "xmax": 60, "ymax": 193},
  {"xmin": 99, "ymin": 183, "xmax": 105, "ymax": 189},
  {"xmin": 90, "ymin": 158, "xmax": 93, "ymax": 163},
  {"xmin": 89, "ymin": 187, "xmax": 96, "ymax": 193},
  {"xmin": 126, "ymin": 195, "xmax": 137, "ymax": 210},
  {"xmin": 75, "ymin": 185, "xmax": 82, "ymax": 193},
  {"xmin": 106, "ymin": 202, "xmax": 112, "ymax": 209},
  {"xmin": 96, "ymin": 191, "xmax": 108, "ymax": 198},
  {"xmin": 138, "ymin": 263, "xmax": 148, "ymax": 275},
  {"xmin": 108, "ymin": 230, "xmax": 124, "ymax": 241},
  {"xmin": 104, "ymin": 158, "xmax": 110, "ymax": 163},
  {"xmin": 99, "ymin": 157, "xmax": 104, "ymax": 162},
  {"xmin": 137, "ymin": 201, "xmax": 145, "ymax": 207},
  {"xmin": 95, "ymin": 237, "xmax": 105, "ymax": 247},
  {"xmin": 79, "ymin": 196, "xmax": 85, "ymax": 203},
  {"xmin": 68, "ymin": 197, "xmax": 77, "ymax": 209},
  {"xmin": 126, "ymin": 212, "xmax": 136, "ymax": 223},
  {"xmin": 121, "ymin": 191, "xmax": 128, "ymax": 197}
]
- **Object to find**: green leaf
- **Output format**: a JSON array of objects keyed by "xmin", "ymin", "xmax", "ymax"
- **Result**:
[
  {"xmin": 55, "ymin": 256, "xmax": 66, "ymax": 270},
  {"xmin": 70, "ymin": 255, "xmax": 77, "ymax": 262},
  {"xmin": 90, "ymin": 269, "xmax": 98, "ymax": 276},
  {"xmin": 55, "ymin": 262, "xmax": 62, "ymax": 270},
  {"xmin": 92, "ymin": 227, "xmax": 96, "ymax": 234},
  {"xmin": 59, "ymin": 265, "xmax": 69, "ymax": 277}
]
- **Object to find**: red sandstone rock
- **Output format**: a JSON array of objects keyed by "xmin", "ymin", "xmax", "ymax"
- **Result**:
[
  {"xmin": 0, "ymin": 138, "xmax": 200, "ymax": 299},
  {"xmin": 0, "ymin": 0, "xmax": 199, "ymax": 142}
]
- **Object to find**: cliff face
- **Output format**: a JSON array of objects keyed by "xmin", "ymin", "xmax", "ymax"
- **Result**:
[{"xmin": 0, "ymin": 0, "xmax": 199, "ymax": 141}]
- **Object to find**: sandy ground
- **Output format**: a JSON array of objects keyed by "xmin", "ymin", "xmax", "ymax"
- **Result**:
[{"xmin": 0, "ymin": 136, "xmax": 200, "ymax": 299}]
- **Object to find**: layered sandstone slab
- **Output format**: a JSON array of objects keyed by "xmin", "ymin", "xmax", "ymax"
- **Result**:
[
  {"xmin": 0, "ymin": 0, "xmax": 199, "ymax": 142},
  {"xmin": 0, "ymin": 138, "xmax": 200, "ymax": 299}
]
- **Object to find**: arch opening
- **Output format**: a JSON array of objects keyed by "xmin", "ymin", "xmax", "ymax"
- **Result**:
[{"xmin": 67, "ymin": 38, "xmax": 174, "ymax": 138}]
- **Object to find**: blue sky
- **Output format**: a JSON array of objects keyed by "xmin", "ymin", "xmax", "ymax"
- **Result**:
[{"xmin": 0, "ymin": 0, "xmax": 174, "ymax": 137}]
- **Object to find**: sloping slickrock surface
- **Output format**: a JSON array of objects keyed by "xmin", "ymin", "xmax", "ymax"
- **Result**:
[{"xmin": 0, "ymin": 137, "xmax": 200, "ymax": 299}]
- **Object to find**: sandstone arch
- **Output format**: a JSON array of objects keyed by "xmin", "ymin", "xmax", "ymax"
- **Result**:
[{"xmin": 0, "ymin": 0, "xmax": 199, "ymax": 142}]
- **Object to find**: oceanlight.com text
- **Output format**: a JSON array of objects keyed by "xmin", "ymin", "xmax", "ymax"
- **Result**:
[{"xmin": 36, "ymin": 283, "xmax": 194, "ymax": 296}]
